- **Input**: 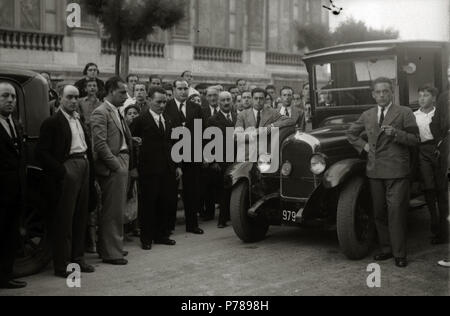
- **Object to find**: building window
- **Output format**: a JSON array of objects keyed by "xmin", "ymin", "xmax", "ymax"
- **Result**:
[
  {"xmin": 0, "ymin": 0, "xmax": 64, "ymax": 34},
  {"xmin": 195, "ymin": 0, "xmax": 243, "ymax": 49}
]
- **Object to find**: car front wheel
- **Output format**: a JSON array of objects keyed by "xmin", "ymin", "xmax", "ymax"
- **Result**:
[
  {"xmin": 337, "ymin": 176, "xmax": 376, "ymax": 260},
  {"xmin": 230, "ymin": 181, "xmax": 269, "ymax": 243}
]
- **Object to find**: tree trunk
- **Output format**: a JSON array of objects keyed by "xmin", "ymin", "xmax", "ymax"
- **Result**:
[
  {"xmin": 120, "ymin": 38, "xmax": 130, "ymax": 78},
  {"xmin": 115, "ymin": 41, "xmax": 122, "ymax": 77}
]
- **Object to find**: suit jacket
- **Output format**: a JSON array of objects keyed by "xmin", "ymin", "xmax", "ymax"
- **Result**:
[
  {"xmin": 36, "ymin": 111, "xmax": 96, "ymax": 210},
  {"xmin": 130, "ymin": 111, "xmax": 176, "ymax": 177},
  {"xmin": 235, "ymin": 107, "xmax": 291, "ymax": 132},
  {"xmin": 207, "ymin": 111, "xmax": 237, "ymax": 166},
  {"xmin": 0, "ymin": 117, "xmax": 25, "ymax": 205},
  {"xmin": 36, "ymin": 111, "xmax": 93, "ymax": 179},
  {"xmin": 202, "ymin": 105, "xmax": 219, "ymax": 122},
  {"xmin": 165, "ymin": 99, "xmax": 204, "ymax": 166},
  {"xmin": 91, "ymin": 102, "xmax": 134, "ymax": 177},
  {"xmin": 433, "ymin": 91, "xmax": 450, "ymax": 146},
  {"xmin": 347, "ymin": 105, "xmax": 419, "ymax": 179},
  {"xmin": 277, "ymin": 105, "xmax": 306, "ymax": 131}
]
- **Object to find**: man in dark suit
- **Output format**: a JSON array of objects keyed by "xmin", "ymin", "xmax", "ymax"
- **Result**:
[
  {"xmin": 347, "ymin": 77, "xmax": 419, "ymax": 268},
  {"xmin": 277, "ymin": 86, "xmax": 306, "ymax": 131},
  {"xmin": 36, "ymin": 85, "xmax": 95, "ymax": 278},
  {"xmin": 207, "ymin": 92, "xmax": 237, "ymax": 228},
  {"xmin": 0, "ymin": 82, "xmax": 27, "ymax": 289},
  {"xmin": 131, "ymin": 87, "xmax": 181, "ymax": 250},
  {"xmin": 200, "ymin": 87, "xmax": 220, "ymax": 221},
  {"xmin": 164, "ymin": 78, "xmax": 204, "ymax": 235}
]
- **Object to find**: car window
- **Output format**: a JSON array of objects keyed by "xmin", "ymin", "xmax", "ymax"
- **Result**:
[{"xmin": 314, "ymin": 56, "xmax": 397, "ymax": 107}]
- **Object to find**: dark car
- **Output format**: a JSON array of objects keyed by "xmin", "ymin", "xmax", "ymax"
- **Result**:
[
  {"xmin": 0, "ymin": 68, "xmax": 52, "ymax": 277},
  {"xmin": 226, "ymin": 40, "xmax": 449, "ymax": 260}
]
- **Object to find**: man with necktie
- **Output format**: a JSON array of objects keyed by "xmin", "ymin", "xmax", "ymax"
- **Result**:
[
  {"xmin": 91, "ymin": 77, "xmax": 134, "ymax": 265},
  {"xmin": 200, "ymin": 87, "xmax": 220, "ymax": 221},
  {"xmin": 131, "ymin": 87, "xmax": 182, "ymax": 250},
  {"xmin": 165, "ymin": 79, "xmax": 204, "ymax": 235},
  {"xmin": 277, "ymin": 86, "xmax": 306, "ymax": 131},
  {"xmin": 347, "ymin": 77, "xmax": 419, "ymax": 268},
  {"xmin": 0, "ymin": 82, "xmax": 27, "ymax": 289},
  {"xmin": 36, "ymin": 85, "xmax": 95, "ymax": 278}
]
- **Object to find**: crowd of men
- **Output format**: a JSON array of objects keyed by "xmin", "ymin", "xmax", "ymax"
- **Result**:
[{"xmin": 0, "ymin": 61, "xmax": 449, "ymax": 290}]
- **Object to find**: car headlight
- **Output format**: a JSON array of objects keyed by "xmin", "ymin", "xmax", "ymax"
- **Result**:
[
  {"xmin": 257, "ymin": 153, "xmax": 272, "ymax": 173},
  {"xmin": 281, "ymin": 161, "xmax": 292, "ymax": 177},
  {"xmin": 310, "ymin": 154, "xmax": 327, "ymax": 175}
]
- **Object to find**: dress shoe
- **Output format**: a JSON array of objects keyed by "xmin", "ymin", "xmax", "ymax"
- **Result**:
[
  {"xmin": 217, "ymin": 223, "xmax": 228, "ymax": 229},
  {"xmin": 187, "ymin": 228, "xmax": 204, "ymax": 235},
  {"xmin": 102, "ymin": 258, "xmax": 128, "ymax": 266},
  {"xmin": 141, "ymin": 244, "xmax": 152, "ymax": 251},
  {"xmin": 395, "ymin": 258, "xmax": 408, "ymax": 268},
  {"xmin": 0, "ymin": 280, "xmax": 27, "ymax": 289},
  {"xmin": 122, "ymin": 251, "xmax": 129, "ymax": 257},
  {"xmin": 155, "ymin": 239, "xmax": 176, "ymax": 246},
  {"xmin": 77, "ymin": 263, "xmax": 95, "ymax": 273},
  {"xmin": 374, "ymin": 253, "xmax": 394, "ymax": 261},
  {"xmin": 438, "ymin": 260, "xmax": 450, "ymax": 268}
]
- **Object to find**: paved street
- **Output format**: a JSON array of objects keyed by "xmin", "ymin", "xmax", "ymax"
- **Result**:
[{"xmin": 1, "ymin": 204, "xmax": 449, "ymax": 296}]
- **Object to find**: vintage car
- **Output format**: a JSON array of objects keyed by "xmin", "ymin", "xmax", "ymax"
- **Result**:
[
  {"xmin": 227, "ymin": 40, "xmax": 449, "ymax": 260},
  {"xmin": 0, "ymin": 68, "xmax": 52, "ymax": 277}
]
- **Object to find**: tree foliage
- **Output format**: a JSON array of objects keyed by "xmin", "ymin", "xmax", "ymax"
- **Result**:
[
  {"xmin": 296, "ymin": 18, "xmax": 399, "ymax": 51},
  {"xmin": 81, "ymin": 0, "xmax": 186, "ymax": 76}
]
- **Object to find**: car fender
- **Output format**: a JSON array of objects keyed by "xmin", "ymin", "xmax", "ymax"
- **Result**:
[
  {"xmin": 224, "ymin": 162, "xmax": 254, "ymax": 189},
  {"xmin": 323, "ymin": 158, "xmax": 366, "ymax": 189}
]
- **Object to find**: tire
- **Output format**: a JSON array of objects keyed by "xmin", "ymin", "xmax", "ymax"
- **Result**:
[
  {"xmin": 13, "ymin": 176, "xmax": 52, "ymax": 278},
  {"xmin": 230, "ymin": 181, "xmax": 269, "ymax": 243},
  {"xmin": 337, "ymin": 176, "xmax": 375, "ymax": 260}
]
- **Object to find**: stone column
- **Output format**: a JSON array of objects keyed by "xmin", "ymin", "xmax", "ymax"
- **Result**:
[
  {"xmin": 166, "ymin": 0, "xmax": 194, "ymax": 61},
  {"xmin": 243, "ymin": 0, "xmax": 266, "ymax": 67}
]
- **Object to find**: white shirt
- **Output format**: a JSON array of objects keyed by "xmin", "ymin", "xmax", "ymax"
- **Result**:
[
  {"xmin": 253, "ymin": 108, "xmax": 262, "ymax": 122},
  {"xmin": 0, "ymin": 114, "xmax": 17, "ymax": 139},
  {"xmin": 377, "ymin": 103, "xmax": 392, "ymax": 124},
  {"xmin": 149, "ymin": 109, "xmax": 166, "ymax": 130},
  {"xmin": 105, "ymin": 100, "xmax": 128, "ymax": 151},
  {"xmin": 121, "ymin": 97, "xmax": 136, "ymax": 115},
  {"xmin": 280, "ymin": 106, "xmax": 291, "ymax": 117},
  {"xmin": 414, "ymin": 107, "xmax": 436, "ymax": 142},
  {"xmin": 174, "ymin": 98, "xmax": 187, "ymax": 118},
  {"xmin": 60, "ymin": 109, "xmax": 88, "ymax": 155}
]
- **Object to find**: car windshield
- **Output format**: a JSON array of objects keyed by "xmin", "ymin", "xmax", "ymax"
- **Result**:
[{"xmin": 314, "ymin": 56, "xmax": 397, "ymax": 107}]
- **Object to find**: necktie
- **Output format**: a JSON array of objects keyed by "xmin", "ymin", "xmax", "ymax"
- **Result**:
[
  {"xmin": 158, "ymin": 116, "xmax": 165, "ymax": 135},
  {"xmin": 213, "ymin": 107, "xmax": 219, "ymax": 117},
  {"xmin": 227, "ymin": 113, "xmax": 232, "ymax": 124},
  {"xmin": 6, "ymin": 117, "xmax": 17, "ymax": 140},
  {"xmin": 379, "ymin": 108, "xmax": 385, "ymax": 127},
  {"xmin": 256, "ymin": 110, "xmax": 261, "ymax": 128},
  {"xmin": 285, "ymin": 108, "xmax": 290, "ymax": 118},
  {"xmin": 179, "ymin": 103, "xmax": 186, "ymax": 123}
]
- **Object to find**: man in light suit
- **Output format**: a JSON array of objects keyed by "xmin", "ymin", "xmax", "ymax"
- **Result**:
[
  {"xmin": 347, "ymin": 77, "xmax": 419, "ymax": 268},
  {"xmin": 91, "ymin": 77, "xmax": 134, "ymax": 266},
  {"xmin": 277, "ymin": 86, "xmax": 306, "ymax": 131},
  {"xmin": 235, "ymin": 88, "xmax": 291, "ymax": 133}
]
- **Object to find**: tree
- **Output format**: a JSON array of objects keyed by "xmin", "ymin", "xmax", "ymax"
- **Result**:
[
  {"xmin": 82, "ymin": 0, "xmax": 186, "ymax": 77},
  {"xmin": 296, "ymin": 18, "xmax": 399, "ymax": 51}
]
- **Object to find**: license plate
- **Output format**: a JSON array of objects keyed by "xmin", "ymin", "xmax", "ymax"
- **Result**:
[{"xmin": 281, "ymin": 209, "xmax": 303, "ymax": 225}]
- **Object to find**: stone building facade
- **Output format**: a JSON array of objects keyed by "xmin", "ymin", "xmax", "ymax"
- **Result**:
[{"xmin": 0, "ymin": 0, "xmax": 329, "ymax": 90}]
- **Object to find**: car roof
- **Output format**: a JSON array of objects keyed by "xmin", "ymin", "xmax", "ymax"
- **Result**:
[
  {"xmin": 303, "ymin": 40, "xmax": 448, "ymax": 62},
  {"xmin": 0, "ymin": 67, "xmax": 40, "ymax": 86}
]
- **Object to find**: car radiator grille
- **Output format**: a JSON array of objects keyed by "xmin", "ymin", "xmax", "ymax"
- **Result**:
[{"xmin": 281, "ymin": 141, "xmax": 318, "ymax": 200}]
